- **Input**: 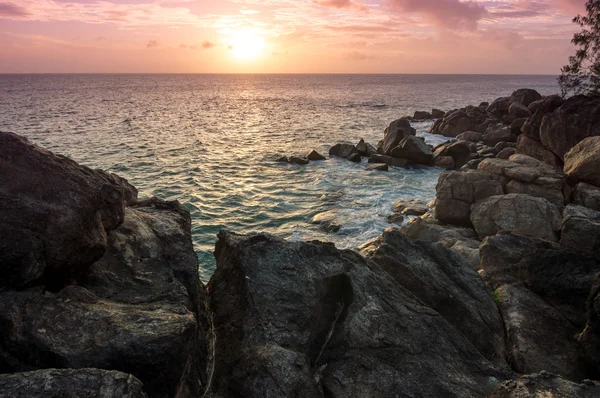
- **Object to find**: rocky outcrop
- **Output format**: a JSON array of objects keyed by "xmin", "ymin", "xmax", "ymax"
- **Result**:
[
  {"xmin": 433, "ymin": 140, "xmax": 473, "ymax": 169},
  {"xmin": 306, "ymin": 150, "xmax": 326, "ymax": 161},
  {"xmin": 456, "ymin": 131, "xmax": 483, "ymax": 142},
  {"xmin": 429, "ymin": 106, "xmax": 489, "ymax": 137},
  {"xmin": 516, "ymin": 134, "xmax": 563, "ymax": 169},
  {"xmin": 560, "ymin": 205, "xmax": 600, "ymax": 256},
  {"xmin": 205, "ymin": 231, "xmax": 508, "ymax": 397},
  {"xmin": 0, "ymin": 369, "xmax": 147, "ymax": 398},
  {"xmin": 355, "ymin": 139, "xmax": 378, "ymax": 157},
  {"xmin": 378, "ymin": 119, "xmax": 416, "ymax": 155},
  {"xmin": 368, "ymin": 154, "xmax": 408, "ymax": 167},
  {"xmin": 389, "ymin": 136, "xmax": 433, "ymax": 165},
  {"xmin": 329, "ymin": 143, "xmax": 360, "ymax": 162},
  {"xmin": 509, "ymin": 88, "xmax": 542, "ymax": 108},
  {"xmin": 483, "ymin": 128, "xmax": 515, "ymax": 147},
  {"xmin": 521, "ymin": 95, "xmax": 563, "ymax": 141},
  {"xmin": 508, "ymin": 102, "xmax": 530, "ymax": 118},
  {"xmin": 565, "ymin": 136, "xmax": 600, "ymax": 187},
  {"xmin": 573, "ymin": 182, "xmax": 600, "ymax": 211},
  {"xmin": 490, "ymin": 372, "xmax": 600, "ymax": 397}
]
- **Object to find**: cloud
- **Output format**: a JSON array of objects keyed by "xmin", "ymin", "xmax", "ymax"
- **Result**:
[
  {"xmin": 388, "ymin": 0, "xmax": 487, "ymax": 30},
  {"xmin": 313, "ymin": 0, "xmax": 368, "ymax": 12},
  {"xmin": 0, "ymin": 2, "xmax": 30, "ymax": 18},
  {"xmin": 146, "ymin": 40, "xmax": 158, "ymax": 48},
  {"xmin": 344, "ymin": 50, "xmax": 376, "ymax": 60},
  {"xmin": 202, "ymin": 41, "xmax": 215, "ymax": 49}
]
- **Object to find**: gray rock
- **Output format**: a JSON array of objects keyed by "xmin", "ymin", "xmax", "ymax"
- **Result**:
[
  {"xmin": 489, "ymin": 372, "xmax": 600, "ymax": 398},
  {"xmin": 510, "ymin": 118, "xmax": 527, "ymax": 134},
  {"xmin": 413, "ymin": 110, "xmax": 433, "ymax": 119},
  {"xmin": 389, "ymin": 136, "xmax": 433, "ymax": 165},
  {"xmin": 0, "ymin": 369, "xmax": 147, "ymax": 398},
  {"xmin": 310, "ymin": 209, "xmax": 342, "ymax": 233},
  {"xmin": 487, "ymin": 97, "xmax": 510, "ymax": 118},
  {"xmin": 561, "ymin": 205, "xmax": 600, "ymax": 256},
  {"xmin": 289, "ymin": 156, "xmax": 309, "ymax": 165},
  {"xmin": 471, "ymin": 194, "xmax": 562, "ymax": 242},
  {"xmin": 505, "ymin": 180, "xmax": 564, "ymax": 208},
  {"xmin": 573, "ymin": 182, "xmax": 600, "ymax": 211},
  {"xmin": 355, "ymin": 139, "xmax": 378, "ymax": 157},
  {"xmin": 564, "ymin": 136, "xmax": 600, "ymax": 188},
  {"xmin": 390, "ymin": 199, "xmax": 428, "ymax": 217}
]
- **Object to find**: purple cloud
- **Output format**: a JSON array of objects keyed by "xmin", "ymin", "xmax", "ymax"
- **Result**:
[
  {"xmin": 388, "ymin": 0, "xmax": 487, "ymax": 30},
  {"xmin": 0, "ymin": 2, "xmax": 30, "ymax": 18}
]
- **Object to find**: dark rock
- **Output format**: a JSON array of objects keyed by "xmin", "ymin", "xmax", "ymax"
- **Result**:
[
  {"xmin": 359, "ymin": 229, "xmax": 507, "ymax": 366},
  {"xmin": 434, "ymin": 155, "xmax": 455, "ymax": 170},
  {"xmin": 522, "ymin": 95, "xmax": 563, "ymax": 141},
  {"xmin": 573, "ymin": 182, "xmax": 600, "ymax": 211},
  {"xmin": 498, "ymin": 148, "xmax": 516, "ymax": 160},
  {"xmin": 490, "ymin": 372, "xmax": 600, "ymax": 398},
  {"xmin": 560, "ymin": 205, "xmax": 600, "ymax": 256},
  {"xmin": 379, "ymin": 119, "xmax": 415, "ymax": 155},
  {"xmin": 471, "ymin": 194, "xmax": 562, "ymax": 242},
  {"xmin": 510, "ymin": 118, "xmax": 527, "ymax": 134},
  {"xmin": 205, "ymin": 231, "xmax": 507, "ymax": 397},
  {"xmin": 540, "ymin": 95, "xmax": 600, "ymax": 161},
  {"xmin": 306, "ymin": 150, "xmax": 326, "ymax": 161},
  {"xmin": 479, "ymin": 101, "xmax": 490, "ymax": 108},
  {"xmin": 564, "ymin": 136, "xmax": 600, "ymax": 187},
  {"xmin": 433, "ymin": 140, "xmax": 472, "ymax": 169},
  {"xmin": 456, "ymin": 131, "xmax": 483, "ymax": 142},
  {"xmin": 365, "ymin": 163, "xmax": 388, "ymax": 171},
  {"xmin": 479, "ymin": 147, "xmax": 500, "ymax": 157},
  {"xmin": 289, "ymin": 156, "xmax": 309, "ymax": 165},
  {"xmin": 432, "ymin": 108, "xmax": 445, "ymax": 118},
  {"xmin": 368, "ymin": 154, "xmax": 408, "ymax": 167},
  {"xmin": 355, "ymin": 139, "xmax": 378, "ymax": 157},
  {"xmin": 390, "ymin": 199, "xmax": 428, "ymax": 217},
  {"xmin": 310, "ymin": 210, "xmax": 342, "ymax": 233},
  {"xmin": 347, "ymin": 152, "xmax": 362, "ymax": 162},
  {"xmin": 329, "ymin": 143, "xmax": 359, "ymax": 159},
  {"xmin": 390, "ymin": 136, "xmax": 433, "ymax": 165},
  {"xmin": 429, "ymin": 106, "xmax": 488, "ymax": 138},
  {"xmin": 509, "ymin": 88, "xmax": 542, "ymax": 107},
  {"xmin": 435, "ymin": 171, "xmax": 504, "ymax": 227},
  {"xmin": 516, "ymin": 134, "xmax": 563, "ymax": 168},
  {"xmin": 483, "ymin": 128, "xmax": 515, "ymax": 147},
  {"xmin": 276, "ymin": 156, "xmax": 289, "ymax": 162},
  {"xmin": 0, "ymin": 131, "xmax": 134, "ymax": 292},
  {"xmin": 413, "ymin": 110, "xmax": 433, "ymax": 119},
  {"xmin": 0, "ymin": 368, "xmax": 147, "ymax": 398},
  {"xmin": 487, "ymin": 97, "xmax": 510, "ymax": 118},
  {"xmin": 508, "ymin": 102, "xmax": 530, "ymax": 118}
]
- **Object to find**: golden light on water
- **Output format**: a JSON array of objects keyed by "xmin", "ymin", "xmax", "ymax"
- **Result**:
[{"xmin": 229, "ymin": 29, "xmax": 266, "ymax": 61}]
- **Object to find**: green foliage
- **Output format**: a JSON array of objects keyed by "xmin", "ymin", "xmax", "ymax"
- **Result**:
[
  {"xmin": 559, "ymin": 0, "xmax": 600, "ymax": 97},
  {"xmin": 491, "ymin": 289, "xmax": 502, "ymax": 305}
]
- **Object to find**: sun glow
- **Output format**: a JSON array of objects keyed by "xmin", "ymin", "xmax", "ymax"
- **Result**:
[{"xmin": 229, "ymin": 30, "xmax": 265, "ymax": 61}]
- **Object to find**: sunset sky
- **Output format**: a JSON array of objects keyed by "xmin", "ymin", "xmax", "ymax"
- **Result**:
[{"xmin": 0, "ymin": 0, "xmax": 588, "ymax": 74}]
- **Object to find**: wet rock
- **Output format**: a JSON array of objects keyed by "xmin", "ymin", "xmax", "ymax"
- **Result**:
[
  {"xmin": 490, "ymin": 372, "xmax": 600, "ymax": 398},
  {"xmin": 509, "ymin": 88, "xmax": 542, "ymax": 107},
  {"xmin": 368, "ymin": 154, "xmax": 408, "ymax": 167},
  {"xmin": 521, "ymin": 95, "xmax": 564, "ymax": 141},
  {"xmin": 306, "ymin": 150, "xmax": 326, "ymax": 161},
  {"xmin": 355, "ymin": 139, "xmax": 378, "ymax": 157},
  {"xmin": 516, "ymin": 134, "xmax": 563, "ymax": 168},
  {"xmin": 573, "ymin": 182, "xmax": 600, "ymax": 211},
  {"xmin": 434, "ymin": 155, "xmax": 455, "ymax": 170},
  {"xmin": 365, "ymin": 163, "xmax": 388, "ymax": 172},
  {"xmin": 329, "ymin": 143, "xmax": 359, "ymax": 159},
  {"xmin": 560, "ymin": 205, "xmax": 600, "ymax": 256},
  {"xmin": 456, "ymin": 131, "xmax": 483, "ymax": 142},
  {"xmin": 347, "ymin": 152, "xmax": 362, "ymax": 162},
  {"xmin": 276, "ymin": 156, "xmax": 289, "ymax": 162},
  {"xmin": 471, "ymin": 194, "xmax": 562, "ymax": 242},
  {"xmin": 359, "ymin": 229, "xmax": 507, "ymax": 366},
  {"xmin": 540, "ymin": 95, "xmax": 600, "ymax": 161},
  {"xmin": 0, "ymin": 369, "xmax": 147, "ymax": 398},
  {"xmin": 508, "ymin": 102, "xmax": 530, "ymax": 118},
  {"xmin": 206, "ymin": 231, "xmax": 508, "ymax": 397},
  {"xmin": 433, "ymin": 140, "xmax": 472, "ymax": 169},
  {"xmin": 432, "ymin": 108, "xmax": 445, "ymax": 118},
  {"xmin": 389, "ymin": 136, "xmax": 433, "ymax": 165},
  {"xmin": 495, "ymin": 284, "xmax": 596, "ymax": 381},
  {"xmin": 413, "ymin": 110, "xmax": 433, "ymax": 119},
  {"xmin": 435, "ymin": 171, "xmax": 504, "ymax": 227},
  {"xmin": 390, "ymin": 199, "xmax": 429, "ymax": 217},
  {"xmin": 379, "ymin": 119, "xmax": 415, "ymax": 155},
  {"xmin": 310, "ymin": 210, "xmax": 342, "ymax": 233},
  {"xmin": 564, "ymin": 136, "xmax": 600, "ymax": 188},
  {"xmin": 483, "ymin": 128, "xmax": 515, "ymax": 147},
  {"xmin": 0, "ymin": 131, "xmax": 134, "ymax": 292},
  {"xmin": 289, "ymin": 156, "xmax": 309, "ymax": 165}
]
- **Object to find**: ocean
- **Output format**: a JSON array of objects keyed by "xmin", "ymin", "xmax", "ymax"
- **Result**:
[{"xmin": 0, "ymin": 74, "xmax": 559, "ymax": 281}]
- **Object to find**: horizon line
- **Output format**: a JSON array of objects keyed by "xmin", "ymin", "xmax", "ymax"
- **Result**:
[{"xmin": 0, "ymin": 72, "xmax": 559, "ymax": 76}]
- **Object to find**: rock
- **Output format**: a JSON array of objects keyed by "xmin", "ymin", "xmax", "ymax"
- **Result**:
[
  {"xmin": 0, "ymin": 199, "xmax": 206, "ymax": 398},
  {"xmin": 347, "ymin": 152, "xmax": 362, "ymax": 162},
  {"xmin": 379, "ymin": 119, "xmax": 415, "ymax": 155},
  {"xmin": 509, "ymin": 88, "xmax": 542, "ymax": 107},
  {"xmin": 560, "ymin": 205, "xmax": 600, "ymax": 256},
  {"xmin": 564, "ymin": 136, "xmax": 600, "ymax": 187},
  {"xmin": 0, "ymin": 369, "xmax": 147, "ymax": 398},
  {"xmin": 276, "ymin": 156, "xmax": 289, "ymax": 162},
  {"xmin": 479, "ymin": 101, "xmax": 490, "ymax": 108},
  {"xmin": 573, "ymin": 182, "xmax": 600, "ymax": 211},
  {"xmin": 306, "ymin": 149, "xmax": 326, "ymax": 161},
  {"xmin": 490, "ymin": 372, "xmax": 600, "ymax": 398},
  {"xmin": 506, "ymin": 180, "xmax": 564, "ymax": 208},
  {"xmin": 510, "ymin": 118, "xmax": 527, "ymax": 134},
  {"xmin": 471, "ymin": 194, "xmax": 562, "ymax": 241},
  {"xmin": 206, "ymin": 231, "xmax": 507, "ymax": 397},
  {"xmin": 390, "ymin": 199, "xmax": 428, "ymax": 217},
  {"xmin": 456, "ymin": 131, "xmax": 483, "ymax": 142},
  {"xmin": 365, "ymin": 163, "xmax": 388, "ymax": 172},
  {"xmin": 288, "ymin": 156, "xmax": 309, "ymax": 165},
  {"xmin": 413, "ymin": 110, "xmax": 433, "ymax": 119},
  {"xmin": 429, "ymin": 106, "xmax": 488, "ymax": 138},
  {"xmin": 389, "ymin": 136, "xmax": 433, "ymax": 165},
  {"xmin": 368, "ymin": 154, "xmax": 408, "ymax": 167},
  {"xmin": 508, "ymin": 102, "xmax": 530, "ymax": 118},
  {"xmin": 329, "ymin": 143, "xmax": 359, "ymax": 159},
  {"xmin": 434, "ymin": 155, "xmax": 455, "ymax": 170},
  {"xmin": 358, "ymin": 230, "xmax": 507, "ymax": 366},
  {"xmin": 487, "ymin": 97, "xmax": 510, "ymax": 118},
  {"xmin": 0, "ymin": 131, "xmax": 134, "ymax": 292},
  {"xmin": 433, "ymin": 140, "xmax": 472, "ymax": 169},
  {"xmin": 435, "ymin": 171, "xmax": 504, "ymax": 227},
  {"xmin": 479, "ymin": 147, "xmax": 500, "ymax": 157},
  {"xmin": 508, "ymin": 154, "xmax": 541, "ymax": 167},
  {"xmin": 516, "ymin": 134, "xmax": 563, "ymax": 168},
  {"xmin": 540, "ymin": 95, "xmax": 600, "ymax": 161},
  {"xmin": 310, "ymin": 210, "xmax": 342, "ymax": 233},
  {"xmin": 522, "ymin": 95, "xmax": 564, "ymax": 141},
  {"xmin": 355, "ymin": 139, "xmax": 378, "ymax": 157},
  {"xmin": 495, "ymin": 283, "xmax": 596, "ymax": 381},
  {"xmin": 483, "ymin": 128, "xmax": 515, "ymax": 147},
  {"xmin": 432, "ymin": 108, "xmax": 445, "ymax": 118},
  {"xmin": 498, "ymin": 148, "xmax": 516, "ymax": 159}
]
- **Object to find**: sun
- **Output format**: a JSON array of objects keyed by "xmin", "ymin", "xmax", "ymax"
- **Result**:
[{"xmin": 229, "ymin": 30, "xmax": 265, "ymax": 61}]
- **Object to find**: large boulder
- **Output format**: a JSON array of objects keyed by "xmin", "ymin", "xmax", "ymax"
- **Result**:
[
  {"xmin": 487, "ymin": 97, "xmax": 510, "ymax": 118},
  {"xmin": 355, "ymin": 139, "xmax": 378, "ymax": 157},
  {"xmin": 205, "ymin": 231, "xmax": 508, "ymax": 397},
  {"xmin": 495, "ymin": 283, "xmax": 597, "ymax": 381},
  {"xmin": 359, "ymin": 230, "xmax": 507, "ymax": 366},
  {"xmin": 490, "ymin": 372, "xmax": 600, "ymax": 398},
  {"xmin": 329, "ymin": 143, "xmax": 359, "ymax": 159},
  {"xmin": 390, "ymin": 136, "xmax": 433, "ymax": 165},
  {"xmin": 508, "ymin": 102, "xmax": 530, "ymax": 118},
  {"xmin": 564, "ymin": 136, "xmax": 600, "ymax": 187},
  {"xmin": 560, "ymin": 205, "xmax": 600, "ymax": 256},
  {"xmin": 573, "ymin": 182, "xmax": 600, "ymax": 211},
  {"xmin": 379, "ymin": 119, "xmax": 415, "ymax": 155},
  {"xmin": 509, "ymin": 88, "xmax": 542, "ymax": 107},
  {"xmin": 539, "ymin": 95, "xmax": 600, "ymax": 161},
  {"xmin": 0, "ymin": 131, "xmax": 136, "ymax": 292},
  {"xmin": 435, "ymin": 171, "xmax": 504, "ymax": 227},
  {"xmin": 456, "ymin": 131, "xmax": 483, "ymax": 142},
  {"xmin": 0, "ymin": 369, "xmax": 147, "ymax": 398},
  {"xmin": 516, "ymin": 134, "xmax": 563, "ymax": 168},
  {"xmin": 429, "ymin": 106, "xmax": 488, "ymax": 137},
  {"xmin": 470, "ymin": 194, "xmax": 562, "ymax": 241},
  {"xmin": 483, "ymin": 128, "xmax": 515, "ymax": 147},
  {"xmin": 433, "ymin": 140, "xmax": 474, "ymax": 169},
  {"xmin": 521, "ymin": 95, "xmax": 564, "ymax": 141},
  {"xmin": 0, "ymin": 199, "xmax": 206, "ymax": 398}
]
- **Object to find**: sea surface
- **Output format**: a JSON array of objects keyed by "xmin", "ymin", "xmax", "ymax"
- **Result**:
[{"xmin": 0, "ymin": 74, "xmax": 559, "ymax": 281}]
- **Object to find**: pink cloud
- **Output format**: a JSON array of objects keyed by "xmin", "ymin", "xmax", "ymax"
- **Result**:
[
  {"xmin": 0, "ymin": 2, "xmax": 30, "ymax": 18},
  {"xmin": 313, "ymin": 0, "xmax": 368, "ymax": 13},
  {"xmin": 388, "ymin": 0, "xmax": 487, "ymax": 30}
]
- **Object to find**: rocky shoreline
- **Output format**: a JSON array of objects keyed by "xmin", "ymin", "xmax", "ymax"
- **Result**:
[{"xmin": 1, "ymin": 88, "xmax": 600, "ymax": 397}]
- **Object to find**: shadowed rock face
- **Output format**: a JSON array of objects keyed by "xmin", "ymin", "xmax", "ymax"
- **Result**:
[
  {"xmin": 0, "ymin": 368, "xmax": 147, "ymax": 398},
  {"xmin": 205, "ymin": 231, "xmax": 508, "ymax": 398},
  {"xmin": 0, "ymin": 131, "xmax": 137, "ymax": 292}
]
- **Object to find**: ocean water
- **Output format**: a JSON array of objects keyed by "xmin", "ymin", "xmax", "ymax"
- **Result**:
[{"xmin": 0, "ymin": 74, "xmax": 559, "ymax": 281}]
